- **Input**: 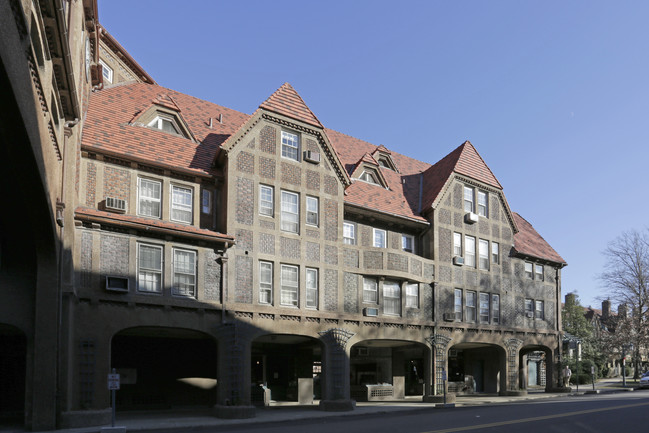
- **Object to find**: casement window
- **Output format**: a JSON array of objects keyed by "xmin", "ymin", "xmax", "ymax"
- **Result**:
[
  {"xmin": 535, "ymin": 264, "xmax": 544, "ymax": 281},
  {"xmin": 306, "ymin": 268, "xmax": 318, "ymax": 309},
  {"xmin": 525, "ymin": 262, "xmax": 534, "ymax": 279},
  {"xmin": 148, "ymin": 115, "xmax": 180, "ymax": 134},
  {"xmin": 343, "ymin": 222, "xmax": 356, "ymax": 245},
  {"xmin": 477, "ymin": 190, "xmax": 488, "ymax": 217},
  {"xmin": 373, "ymin": 228, "xmax": 386, "ymax": 248},
  {"xmin": 259, "ymin": 261, "xmax": 273, "ymax": 304},
  {"xmin": 138, "ymin": 178, "xmax": 162, "ymax": 218},
  {"xmin": 201, "ymin": 189, "xmax": 212, "ymax": 214},
  {"xmin": 454, "ymin": 289, "xmax": 463, "ymax": 320},
  {"xmin": 402, "ymin": 234, "xmax": 414, "ymax": 253},
  {"xmin": 466, "ymin": 291, "xmax": 477, "ymax": 322},
  {"xmin": 281, "ymin": 130, "xmax": 300, "ymax": 161},
  {"xmin": 464, "ymin": 186, "xmax": 475, "ymax": 213},
  {"xmin": 453, "ymin": 233, "xmax": 462, "ymax": 257},
  {"xmin": 360, "ymin": 170, "xmax": 379, "ymax": 185},
  {"xmin": 171, "ymin": 185, "xmax": 193, "ymax": 224},
  {"xmin": 535, "ymin": 300, "xmax": 544, "ymax": 319},
  {"xmin": 479, "ymin": 239, "xmax": 489, "ymax": 270},
  {"xmin": 137, "ymin": 243, "xmax": 163, "ymax": 293},
  {"xmin": 492, "ymin": 242, "xmax": 500, "ymax": 264},
  {"xmin": 280, "ymin": 264, "xmax": 299, "ymax": 307},
  {"xmin": 405, "ymin": 283, "xmax": 419, "ymax": 308},
  {"xmin": 465, "ymin": 236, "xmax": 476, "ymax": 267},
  {"xmin": 99, "ymin": 59, "xmax": 113, "ymax": 83},
  {"xmin": 172, "ymin": 248, "xmax": 196, "ymax": 297},
  {"xmin": 259, "ymin": 185, "xmax": 274, "ymax": 217},
  {"xmin": 479, "ymin": 292, "xmax": 490, "ymax": 323},
  {"xmin": 525, "ymin": 298, "xmax": 534, "ymax": 315},
  {"xmin": 363, "ymin": 277, "xmax": 378, "ymax": 303},
  {"xmin": 280, "ymin": 191, "xmax": 299, "ymax": 233},
  {"xmin": 492, "ymin": 294, "xmax": 500, "ymax": 324},
  {"xmin": 383, "ymin": 280, "xmax": 401, "ymax": 316},
  {"xmin": 306, "ymin": 196, "xmax": 319, "ymax": 226}
]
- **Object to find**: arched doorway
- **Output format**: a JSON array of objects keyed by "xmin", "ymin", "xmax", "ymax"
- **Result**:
[
  {"xmin": 447, "ymin": 343, "xmax": 505, "ymax": 394},
  {"xmin": 111, "ymin": 327, "xmax": 217, "ymax": 410},
  {"xmin": 520, "ymin": 345, "xmax": 553, "ymax": 390}
]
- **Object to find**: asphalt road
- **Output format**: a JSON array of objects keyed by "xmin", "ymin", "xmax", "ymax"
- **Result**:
[{"xmin": 166, "ymin": 392, "xmax": 649, "ymax": 433}]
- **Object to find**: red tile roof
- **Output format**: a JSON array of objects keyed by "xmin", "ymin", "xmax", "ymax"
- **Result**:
[
  {"xmin": 512, "ymin": 212, "xmax": 566, "ymax": 265},
  {"xmin": 259, "ymin": 83, "xmax": 323, "ymax": 128},
  {"xmin": 74, "ymin": 206, "xmax": 234, "ymax": 243}
]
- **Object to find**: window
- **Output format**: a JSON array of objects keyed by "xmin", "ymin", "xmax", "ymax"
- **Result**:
[
  {"xmin": 479, "ymin": 239, "xmax": 489, "ymax": 270},
  {"xmin": 477, "ymin": 190, "xmax": 488, "ymax": 217},
  {"xmin": 525, "ymin": 298, "xmax": 533, "ymax": 316},
  {"xmin": 172, "ymin": 248, "xmax": 196, "ymax": 297},
  {"xmin": 280, "ymin": 264, "xmax": 299, "ymax": 307},
  {"xmin": 535, "ymin": 300, "xmax": 544, "ymax": 319},
  {"xmin": 453, "ymin": 233, "xmax": 462, "ymax": 257},
  {"xmin": 466, "ymin": 291, "xmax": 477, "ymax": 322},
  {"xmin": 148, "ymin": 115, "xmax": 180, "ymax": 134},
  {"xmin": 535, "ymin": 264, "xmax": 544, "ymax": 281},
  {"xmin": 259, "ymin": 185, "xmax": 274, "ymax": 217},
  {"xmin": 406, "ymin": 283, "xmax": 419, "ymax": 308},
  {"xmin": 492, "ymin": 294, "xmax": 500, "ymax": 324},
  {"xmin": 363, "ymin": 277, "xmax": 378, "ymax": 303},
  {"xmin": 373, "ymin": 228, "xmax": 386, "ymax": 248},
  {"xmin": 281, "ymin": 130, "xmax": 300, "ymax": 161},
  {"xmin": 99, "ymin": 59, "xmax": 113, "ymax": 83},
  {"xmin": 479, "ymin": 292, "xmax": 490, "ymax": 323},
  {"xmin": 402, "ymin": 234, "xmax": 414, "ymax": 253},
  {"xmin": 454, "ymin": 289, "xmax": 463, "ymax": 320},
  {"xmin": 343, "ymin": 222, "xmax": 356, "ymax": 245},
  {"xmin": 465, "ymin": 236, "xmax": 476, "ymax": 267},
  {"xmin": 383, "ymin": 281, "xmax": 401, "ymax": 316},
  {"xmin": 492, "ymin": 242, "xmax": 500, "ymax": 264},
  {"xmin": 138, "ymin": 178, "xmax": 161, "ymax": 218},
  {"xmin": 360, "ymin": 170, "xmax": 379, "ymax": 185},
  {"xmin": 306, "ymin": 268, "xmax": 318, "ymax": 309},
  {"xmin": 464, "ymin": 186, "xmax": 475, "ymax": 213},
  {"xmin": 137, "ymin": 244, "xmax": 162, "ymax": 293},
  {"xmin": 306, "ymin": 196, "xmax": 319, "ymax": 226},
  {"xmin": 259, "ymin": 261, "xmax": 273, "ymax": 304},
  {"xmin": 171, "ymin": 185, "xmax": 193, "ymax": 224},
  {"xmin": 525, "ymin": 262, "xmax": 533, "ymax": 279},
  {"xmin": 281, "ymin": 191, "xmax": 299, "ymax": 233},
  {"xmin": 201, "ymin": 189, "xmax": 212, "ymax": 214}
]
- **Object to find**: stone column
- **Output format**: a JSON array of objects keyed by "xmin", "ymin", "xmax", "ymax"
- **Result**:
[
  {"xmin": 318, "ymin": 328, "xmax": 354, "ymax": 411},
  {"xmin": 423, "ymin": 333, "xmax": 452, "ymax": 402},
  {"xmin": 503, "ymin": 338, "xmax": 523, "ymax": 395}
]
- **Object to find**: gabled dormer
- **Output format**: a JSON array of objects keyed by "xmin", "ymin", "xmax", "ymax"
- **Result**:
[
  {"xmin": 372, "ymin": 144, "xmax": 399, "ymax": 172},
  {"xmin": 131, "ymin": 94, "xmax": 196, "ymax": 142},
  {"xmin": 350, "ymin": 153, "xmax": 389, "ymax": 189}
]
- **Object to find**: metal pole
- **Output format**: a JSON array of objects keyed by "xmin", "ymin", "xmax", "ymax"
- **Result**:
[
  {"xmin": 623, "ymin": 358, "xmax": 626, "ymax": 387},
  {"xmin": 111, "ymin": 368, "xmax": 116, "ymax": 427},
  {"xmin": 576, "ymin": 359, "xmax": 579, "ymax": 392},
  {"xmin": 442, "ymin": 368, "xmax": 447, "ymax": 405}
]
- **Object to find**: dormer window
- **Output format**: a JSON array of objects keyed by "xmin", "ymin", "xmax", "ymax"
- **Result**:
[
  {"xmin": 360, "ymin": 170, "xmax": 380, "ymax": 185},
  {"xmin": 148, "ymin": 115, "xmax": 181, "ymax": 135},
  {"xmin": 378, "ymin": 158, "xmax": 390, "ymax": 168}
]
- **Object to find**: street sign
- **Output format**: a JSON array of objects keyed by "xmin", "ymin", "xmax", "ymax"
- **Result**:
[{"xmin": 108, "ymin": 373, "xmax": 120, "ymax": 390}]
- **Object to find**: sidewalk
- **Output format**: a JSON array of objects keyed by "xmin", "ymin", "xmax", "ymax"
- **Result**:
[{"xmin": 14, "ymin": 380, "xmax": 644, "ymax": 433}]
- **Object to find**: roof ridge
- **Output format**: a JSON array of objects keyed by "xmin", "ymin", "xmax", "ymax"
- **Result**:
[
  {"xmin": 259, "ymin": 82, "xmax": 323, "ymax": 128},
  {"xmin": 455, "ymin": 141, "xmax": 502, "ymax": 189}
]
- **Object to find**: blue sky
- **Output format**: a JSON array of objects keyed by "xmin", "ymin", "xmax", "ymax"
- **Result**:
[{"xmin": 98, "ymin": 0, "xmax": 649, "ymax": 309}]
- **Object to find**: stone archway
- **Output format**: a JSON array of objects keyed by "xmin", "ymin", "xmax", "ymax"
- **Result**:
[{"xmin": 0, "ymin": 324, "xmax": 27, "ymax": 426}]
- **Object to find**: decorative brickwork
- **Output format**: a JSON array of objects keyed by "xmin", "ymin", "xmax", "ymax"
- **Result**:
[
  {"xmin": 439, "ymin": 265, "xmax": 451, "ymax": 283},
  {"xmin": 247, "ymin": 137, "xmax": 256, "ymax": 149},
  {"xmin": 259, "ymin": 233, "xmax": 275, "ymax": 255},
  {"xmin": 86, "ymin": 162, "xmax": 96, "ymax": 207},
  {"xmin": 324, "ymin": 269, "xmax": 338, "ymax": 311},
  {"xmin": 454, "ymin": 267, "xmax": 463, "ymax": 285},
  {"xmin": 466, "ymin": 270, "xmax": 478, "ymax": 286},
  {"xmin": 479, "ymin": 274, "xmax": 490, "ymax": 290},
  {"xmin": 490, "ymin": 195, "xmax": 500, "ymax": 220},
  {"xmin": 323, "ymin": 175, "xmax": 338, "ymax": 196},
  {"xmin": 343, "ymin": 272, "xmax": 358, "ymax": 313},
  {"xmin": 479, "ymin": 218, "xmax": 490, "ymax": 236},
  {"xmin": 324, "ymin": 199, "xmax": 338, "ymax": 241},
  {"xmin": 280, "ymin": 237, "xmax": 301, "ymax": 260},
  {"xmin": 306, "ymin": 138, "xmax": 318, "ymax": 152},
  {"xmin": 439, "ymin": 208, "xmax": 451, "ymax": 225},
  {"xmin": 324, "ymin": 245, "xmax": 338, "ymax": 265},
  {"xmin": 360, "ymin": 225, "xmax": 371, "ymax": 247},
  {"xmin": 260, "ymin": 125, "xmax": 276, "ymax": 154},
  {"xmin": 104, "ymin": 166, "xmax": 130, "ymax": 202},
  {"xmin": 235, "ymin": 229, "xmax": 253, "ymax": 251},
  {"xmin": 411, "ymin": 259, "xmax": 422, "ymax": 277},
  {"xmin": 259, "ymin": 220, "xmax": 275, "ymax": 230},
  {"xmin": 387, "ymin": 252, "xmax": 408, "ymax": 272},
  {"xmin": 364, "ymin": 251, "xmax": 383, "ymax": 269},
  {"xmin": 453, "ymin": 183, "xmax": 462, "ymax": 209},
  {"xmin": 99, "ymin": 234, "xmax": 129, "ymax": 277},
  {"xmin": 502, "ymin": 227, "xmax": 512, "ymax": 241},
  {"xmin": 306, "ymin": 241, "xmax": 320, "ymax": 262},
  {"xmin": 438, "ymin": 228, "xmax": 452, "ymax": 262},
  {"xmin": 306, "ymin": 229, "xmax": 319, "ymax": 239},
  {"xmin": 236, "ymin": 177, "xmax": 254, "ymax": 225},
  {"xmin": 343, "ymin": 249, "xmax": 359, "ymax": 268},
  {"xmin": 80, "ymin": 231, "xmax": 93, "ymax": 288},
  {"xmin": 281, "ymin": 161, "xmax": 302, "ymax": 186},
  {"xmin": 453, "ymin": 212, "xmax": 463, "ymax": 228},
  {"xmin": 235, "ymin": 255, "xmax": 252, "ymax": 303},
  {"xmin": 237, "ymin": 151, "xmax": 254, "ymax": 174},
  {"xmin": 204, "ymin": 250, "xmax": 221, "ymax": 301},
  {"xmin": 390, "ymin": 232, "xmax": 400, "ymax": 249},
  {"xmin": 259, "ymin": 156, "xmax": 276, "ymax": 179},
  {"xmin": 306, "ymin": 170, "xmax": 320, "ymax": 191},
  {"xmin": 492, "ymin": 224, "xmax": 501, "ymax": 239}
]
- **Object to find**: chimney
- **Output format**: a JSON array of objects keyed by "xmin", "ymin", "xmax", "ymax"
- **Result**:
[
  {"xmin": 618, "ymin": 303, "xmax": 627, "ymax": 319},
  {"xmin": 602, "ymin": 300, "xmax": 611, "ymax": 319},
  {"xmin": 565, "ymin": 293, "xmax": 576, "ymax": 306}
]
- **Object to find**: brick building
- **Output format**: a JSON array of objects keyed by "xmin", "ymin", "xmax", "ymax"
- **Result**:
[{"xmin": 1, "ymin": 3, "xmax": 566, "ymax": 429}]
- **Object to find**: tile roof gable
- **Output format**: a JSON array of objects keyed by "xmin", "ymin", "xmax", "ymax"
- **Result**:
[
  {"xmin": 512, "ymin": 212, "xmax": 566, "ymax": 265},
  {"xmin": 259, "ymin": 82, "xmax": 323, "ymax": 128}
]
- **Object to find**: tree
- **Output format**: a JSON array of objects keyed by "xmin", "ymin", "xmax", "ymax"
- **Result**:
[
  {"xmin": 599, "ymin": 229, "xmax": 649, "ymax": 379},
  {"xmin": 562, "ymin": 293, "xmax": 605, "ymax": 380}
]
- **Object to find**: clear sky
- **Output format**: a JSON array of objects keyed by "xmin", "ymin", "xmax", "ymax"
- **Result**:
[{"xmin": 98, "ymin": 0, "xmax": 649, "ymax": 310}]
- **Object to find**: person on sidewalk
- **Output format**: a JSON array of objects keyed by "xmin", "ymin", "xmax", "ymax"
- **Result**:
[{"xmin": 563, "ymin": 366, "xmax": 572, "ymax": 387}]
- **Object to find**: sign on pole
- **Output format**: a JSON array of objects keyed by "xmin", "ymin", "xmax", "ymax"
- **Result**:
[{"xmin": 108, "ymin": 373, "xmax": 120, "ymax": 390}]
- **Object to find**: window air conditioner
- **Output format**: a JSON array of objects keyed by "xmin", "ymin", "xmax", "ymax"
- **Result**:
[
  {"xmin": 443, "ymin": 312, "xmax": 456, "ymax": 322},
  {"xmin": 363, "ymin": 307, "xmax": 379, "ymax": 317},
  {"xmin": 106, "ymin": 276, "xmax": 129, "ymax": 292},
  {"xmin": 304, "ymin": 150, "xmax": 321, "ymax": 164},
  {"xmin": 464, "ymin": 212, "xmax": 479, "ymax": 224},
  {"xmin": 525, "ymin": 311, "xmax": 534, "ymax": 318},
  {"xmin": 453, "ymin": 256, "xmax": 464, "ymax": 266},
  {"xmin": 105, "ymin": 196, "xmax": 127, "ymax": 213}
]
